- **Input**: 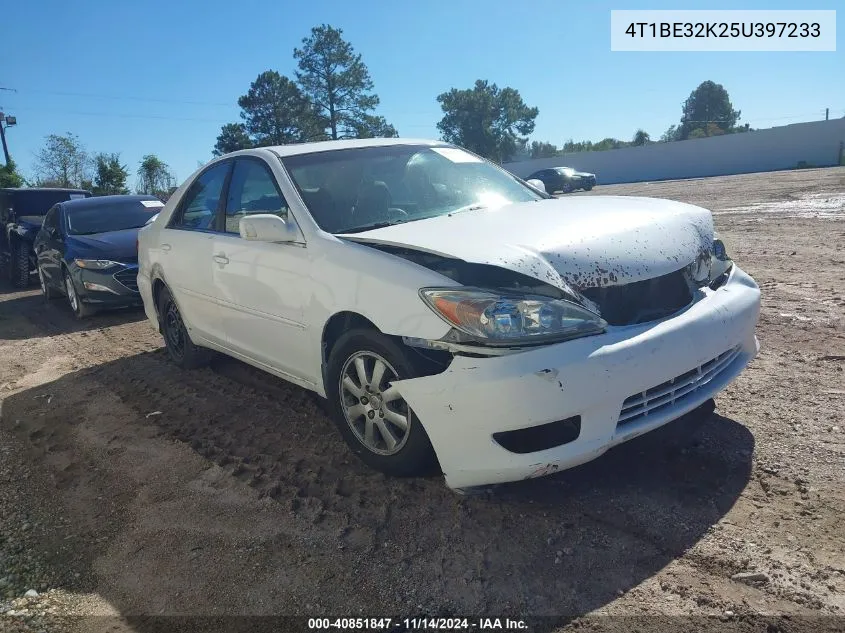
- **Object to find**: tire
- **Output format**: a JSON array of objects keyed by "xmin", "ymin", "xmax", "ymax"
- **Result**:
[
  {"xmin": 584, "ymin": 185, "xmax": 593, "ymax": 191},
  {"xmin": 562, "ymin": 182, "xmax": 573, "ymax": 194},
  {"xmin": 9, "ymin": 240, "xmax": 30, "ymax": 289},
  {"xmin": 64, "ymin": 269, "xmax": 95, "ymax": 318},
  {"xmin": 326, "ymin": 329, "xmax": 437, "ymax": 477},
  {"xmin": 157, "ymin": 286, "xmax": 212, "ymax": 369},
  {"xmin": 38, "ymin": 265, "xmax": 59, "ymax": 300}
]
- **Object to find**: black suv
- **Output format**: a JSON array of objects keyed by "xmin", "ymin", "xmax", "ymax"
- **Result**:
[{"xmin": 0, "ymin": 188, "xmax": 92, "ymax": 287}]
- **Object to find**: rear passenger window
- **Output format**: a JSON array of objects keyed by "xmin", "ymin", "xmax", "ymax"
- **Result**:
[
  {"xmin": 171, "ymin": 162, "xmax": 230, "ymax": 230},
  {"xmin": 225, "ymin": 160, "xmax": 289, "ymax": 234}
]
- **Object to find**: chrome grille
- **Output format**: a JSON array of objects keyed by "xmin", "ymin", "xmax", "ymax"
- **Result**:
[
  {"xmin": 618, "ymin": 346, "xmax": 741, "ymax": 426},
  {"xmin": 113, "ymin": 266, "xmax": 139, "ymax": 292}
]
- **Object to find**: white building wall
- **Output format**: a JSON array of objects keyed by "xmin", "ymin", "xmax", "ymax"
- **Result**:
[{"xmin": 505, "ymin": 119, "xmax": 845, "ymax": 184}]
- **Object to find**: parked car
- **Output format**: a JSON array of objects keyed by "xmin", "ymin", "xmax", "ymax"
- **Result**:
[
  {"xmin": 0, "ymin": 187, "xmax": 92, "ymax": 287},
  {"xmin": 34, "ymin": 195, "xmax": 164, "ymax": 318},
  {"xmin": 526, "ymin": 167, "xmax": 597, "ymax": 194},
  {"xmin": 137, "ymin": 139, "xmax": 760, "ymax": 492}
]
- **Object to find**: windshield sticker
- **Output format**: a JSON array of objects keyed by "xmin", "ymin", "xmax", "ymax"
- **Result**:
[
  {"xmin": 69, "ymin": 194, "xmax": 86, "ymax": 199},
  {"xmin": 431, "ymin": 147, "xmax": 483, "ymax": 163},
  {"xmin": 141, "ymin": 200, "xmax": 165, "ymax": 208}
]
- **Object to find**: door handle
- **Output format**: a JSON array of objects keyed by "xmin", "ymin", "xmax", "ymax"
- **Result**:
[
  {"xmin": 161, "ymin": 243, "xmax": 172, "ymax": 252},
  {"xmin": 213, "ymin": 253, "xmax": 229, "ymax": 265}
]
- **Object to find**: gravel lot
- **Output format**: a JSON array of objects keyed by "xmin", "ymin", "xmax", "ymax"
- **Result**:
[{"xmin": 1, "ymin": 167, "xmax": 843, "ymax": 633}]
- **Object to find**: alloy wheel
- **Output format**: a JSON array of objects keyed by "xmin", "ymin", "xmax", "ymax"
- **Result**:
[
  {"xmin": 65, "ymin": 275, "xmax": 79, "ymax": 312},
  {"xmin": 339, "ymin": 351, "xmax": 412, "ymax": 456}
]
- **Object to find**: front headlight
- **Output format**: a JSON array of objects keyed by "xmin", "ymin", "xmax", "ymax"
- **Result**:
[
  {"xmin": 73, "ymin": 259, "xmax": 122, "ymax": 270},
  {"xmin": 709, "ymin": 234, "xmax": 733, "ymax": 287},
  {"xmin": 420, "ymin": 288, "xmax": 607, "ymax": 346}
]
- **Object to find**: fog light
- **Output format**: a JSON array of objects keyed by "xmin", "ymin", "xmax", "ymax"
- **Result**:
[{"xmin": 83, "ymin": 282, "xmax": 116, "ymax": 293}]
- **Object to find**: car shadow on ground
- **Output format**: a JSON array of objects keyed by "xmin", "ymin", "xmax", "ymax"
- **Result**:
[
  {"xmin": 0, "ymin": 285, "xmax": 146, "ymax": 340},
  {"xmin": 0, "ymin": 349, "xmax": 754, "ymax": 630}
]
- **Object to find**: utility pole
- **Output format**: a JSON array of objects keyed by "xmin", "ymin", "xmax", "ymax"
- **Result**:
[
  {"xmin": 825, "ymin": 108, "xmax": 829, "ymax": 121},
  {"xmin": 0, "ymin": 112, "xmax": 11, "ymax": 165}
]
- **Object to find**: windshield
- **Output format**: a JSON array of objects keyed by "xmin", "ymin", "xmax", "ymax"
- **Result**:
[
  {"xmin": 8, "ymin": 190, "xmax": 89, "ymax": 218},
  {"xmin": 66, "ymin": 200, "xmax": 160, "ymax": 235},
  {"xmin": 280, "ymin": 144, "xmax": 544, "ymax": 234}
]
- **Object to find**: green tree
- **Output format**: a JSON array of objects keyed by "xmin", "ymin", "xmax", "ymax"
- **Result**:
[
  {"xmin": 137, "ymin": 154, "xmax": 175, "ymax": 197},
  {"xmin": 530, "ymin": 141, "xmax": 559, "ymax": 158},
  {"xmin": 436, "ymin": 80, "xmax": 538, "ymax": 163},
  {"xmin": 213, "ymin": 122, "xmax": 253, "ymax": 156},
  {"xmin": 659, "ymin": 125, "xmax": 682, "ymax": 143},
  {"xmin": 237, "ymin": 71, "xmax": 318, "ymax": 146},
  {"xmin": 92, "ymin": 153, "xmax": 129, "ymax": 195},
  {"xmin": 679, "ymin": 81, "xmax": 741, "ymax": 139},
  {"xmin": 632, "ymin": 129, "xmax": 651, "ymax": 146},
  {"xmin": 0, "ymin": 158, "xmax": 23, "ymax": 188},
  {"xmin": 33, "ymin": 133, "xmax": 90, "ymax": 188},
  {"xmin": 348, "ymin": 114, "xmax": 398, "ymax": 139},
  {"xmin": 294, "ymin": 24, "xmax": 395, "ymax": 140}
]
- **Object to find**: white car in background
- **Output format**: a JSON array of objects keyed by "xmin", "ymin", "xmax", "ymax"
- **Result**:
[{"xmin": 137, "ymin": 138, "xmax": 761, "ymax": 492}]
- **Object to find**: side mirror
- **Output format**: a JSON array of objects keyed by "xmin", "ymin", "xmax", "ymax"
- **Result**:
[
  {"xmin": 526, "ymin": 178, "xmax": 546, "ymax": 194},
  {"xmin": 239, "ymin": 213, "xmax": 300, "ymax": 243}
]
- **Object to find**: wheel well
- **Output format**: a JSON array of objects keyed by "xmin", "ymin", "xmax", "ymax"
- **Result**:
[
  {"xmin": 152, "ymin": 278, "xmax": 167, "ymax": 315},
  {"xmin": 321, "ymin": 311, "xmax": 452, "ymax": 383},
  {"xmin": 322, "ymin": 311, "xmax": 378, "ymax": 367}
]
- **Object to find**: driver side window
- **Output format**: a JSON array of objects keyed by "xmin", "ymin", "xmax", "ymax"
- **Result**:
[{"xmin": 225, "ymin": 159, "xmax": 289, "ymax": 235}]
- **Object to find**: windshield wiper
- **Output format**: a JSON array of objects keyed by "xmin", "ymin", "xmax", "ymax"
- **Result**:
[
  {"xmin": 339, "ymin": 219, "xmax": 408, "ymax": 234},
  {"xmin": 447, "ymin": 203, "xmax": 487, "ymax": 216}
]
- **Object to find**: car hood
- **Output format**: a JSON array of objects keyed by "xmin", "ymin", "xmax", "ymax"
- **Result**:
[
  {"xmin": 339, "ymin": 196, "xmax": 713, "ymax": 291},
  {"xmin": 66, "ymin": 229, "xmax": 139, "ymax": 263}
]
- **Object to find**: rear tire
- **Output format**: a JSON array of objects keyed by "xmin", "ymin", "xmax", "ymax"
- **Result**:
[
  {"xmin": 326, "ymin": 329, "xmax": 438, "ymax": 477},
  {"xmin": 9, "ymin": 241, "xmax": 30, "ymax": 289},
  {"xmin": 158, "ymin": 287, "xmax": 212, "ymax": 369}
]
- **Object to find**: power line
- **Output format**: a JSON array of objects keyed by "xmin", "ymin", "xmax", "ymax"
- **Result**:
[
  {"xmin": 8, "ymin": 88, "xmax": 232, "ymax": 107},
  {"xmin": 14, "ymin": 107, "xmax": 224, "ymax": 123}
]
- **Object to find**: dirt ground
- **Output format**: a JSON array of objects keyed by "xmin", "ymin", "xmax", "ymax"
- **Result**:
[{"xmin": 0, "ymin": 167, "xmax": 843, "ymax": 633}]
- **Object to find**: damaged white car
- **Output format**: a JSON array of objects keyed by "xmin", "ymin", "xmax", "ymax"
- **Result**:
[{"xmin": 137, "ymin": 139, "xmax": 761, "ymax": 491}]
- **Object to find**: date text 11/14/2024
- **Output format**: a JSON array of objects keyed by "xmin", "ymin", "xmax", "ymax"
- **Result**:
[{"xmin": 308, "ymin": 617, "xmax": 529, "ymax": 630}]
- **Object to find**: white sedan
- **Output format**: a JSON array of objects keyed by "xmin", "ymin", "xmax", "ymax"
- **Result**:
[{"xmin": 137, "ymin": 138, "xmax": 760, "ymax": 492}]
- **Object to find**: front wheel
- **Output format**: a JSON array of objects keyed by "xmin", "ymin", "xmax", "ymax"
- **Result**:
[
  {"xmin": 326, "ymin": 329, "xmax": 437, "ymax": 477},
  {"xmin": 64, "ymin": 270, "xmax": 94, "ymax": 318},
  {"xmin": 584, "ymin": 185, "xmax": 593, "ymax": 191}
]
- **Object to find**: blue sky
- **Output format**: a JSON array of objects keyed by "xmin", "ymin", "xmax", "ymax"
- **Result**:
[{"xmin": 2, "ymin": 0, "xmax": 842, "ymax": 186}]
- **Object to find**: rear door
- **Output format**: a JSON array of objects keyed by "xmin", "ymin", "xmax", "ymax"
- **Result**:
[
  {"xmin": 211, "ymin": 157, "xmax": 312, "ymax": 382},
  {"xmin": 158, "ymin": 161, "xmax": 232, "ymax": 346}
]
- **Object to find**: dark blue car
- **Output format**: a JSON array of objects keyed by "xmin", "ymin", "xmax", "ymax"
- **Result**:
[{"xmin": 33, "ymin": 195, "xmax": 164, "ymax": 318}]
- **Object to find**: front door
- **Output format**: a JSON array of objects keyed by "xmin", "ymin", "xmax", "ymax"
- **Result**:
[{"xmin": 211, "ymin": 157, "xmax": 313, "ymax": 383}]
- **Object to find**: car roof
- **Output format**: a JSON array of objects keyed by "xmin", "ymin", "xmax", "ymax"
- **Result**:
[
  {"xmin": 60, "ymin": 194, "xmax": 160, "ymax": 210},
  {"xmin": 0, "ymin": 187, "xmax": 91, "ymax": 194},
  {"xmin": 240, "ymin": 137, "xmax": 445, "ymax": 158}
]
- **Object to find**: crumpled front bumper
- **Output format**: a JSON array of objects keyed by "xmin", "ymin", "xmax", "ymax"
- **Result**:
[{"xmin": 393, "ymin": 265, "xmax": 761, "ymax": 490}]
